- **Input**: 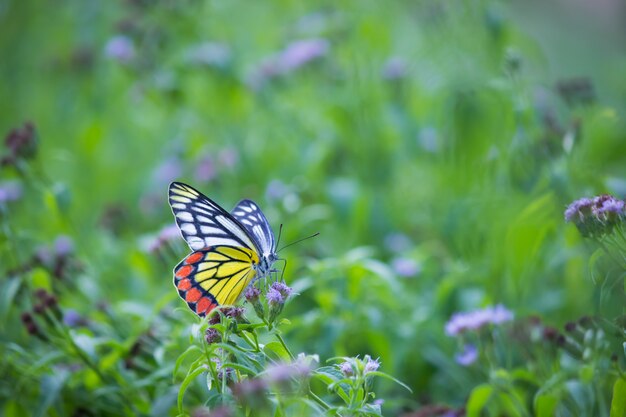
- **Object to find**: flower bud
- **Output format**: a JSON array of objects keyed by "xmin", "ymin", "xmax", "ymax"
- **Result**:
[
  {"xmin": 205, "ymin": 328, "xmax": 222, "ymax": 345},
  {"xmin": 244, "ymin": 286, "xmax": 264, "ymax": 319}
]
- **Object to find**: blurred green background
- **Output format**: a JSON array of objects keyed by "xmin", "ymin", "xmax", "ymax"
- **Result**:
[{"xmin": 1, "ymin": 0, "xmax": 625, "ymax": 415}]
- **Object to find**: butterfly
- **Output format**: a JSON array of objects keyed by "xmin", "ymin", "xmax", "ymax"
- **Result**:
[{"xmin": 168, "ymin": 182, "xmax": 277, "ymax": 317}]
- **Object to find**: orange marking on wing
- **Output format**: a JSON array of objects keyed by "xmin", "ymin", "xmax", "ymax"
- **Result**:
[
  {"xmin": 186, "ymin": 252, "xmax": 204, "ymax": 264},
  {"xmin": 196, "ymin": 297, "xmax": 216, "ymax": 315},
  {"xmin": 186, "ymin": 288, "xmax": 202, "ymax": 303},
  {"xmin": 177, "ymin": 278, "xmax": 192, "ymax": 291},
  {"xmin": 176, "ymin": 265, "xmax": 193, "ymax": 278}
]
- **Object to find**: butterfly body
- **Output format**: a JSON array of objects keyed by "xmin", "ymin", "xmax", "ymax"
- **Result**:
[{"xmin": 168, "ymin": 182, "xmax": 277, "ymax": 317}]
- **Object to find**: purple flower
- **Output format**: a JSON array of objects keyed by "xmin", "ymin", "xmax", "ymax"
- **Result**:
[
  {"xmin": 339, "ymin": 361, "xmax": 354, "ymax": 377},
  {"xmin": 4, "ymin": 122, "xmax": 37, "ymax": 160},
  {"xmin": 104, "ymin": 35, "xmax": 135, "ymax": 63},
  {"xmin": 564, "ymin": 197, "xmax": 593, "ymax": 222},
  {"xmin": 264, "ymin": 360, "xmax": 310, "ymax": 383},
  {"xmin": 265, "ymin": 180, "xmax": 289, "ymax": 201},
  {"xmin": 270, "ymin": 281, "xmax": 293, "ymax": 299},
  {"xmin": 364, "ymin": 355, "xmax": 380, "ymax": 373},
  {"xmin": 445, "ymin": 304, "xmax": 514, "ymax": 336},
  {"xmin": 0, "ymin": 181, "xmax": 22, "ymax": 204},
  {"xmin": 277, "ymin": 38, "xmax": 329, "ymax": 72},
  {"xmin": 246, "ymin": 38, "xmax": 329, "ymax": 90},
  {"xmin": 54, "ymin": 235, "xmax": 74, "ymax": 257},
  {"xmin": 244, "ymin": 286, "xmax": 261, "ymax": 303},
  {"xmin": 205, "ymin": 328, "xmax": 221, "ymax": 344},
  {"xmin": 382, "ymin": 57, "xmax": 408, "ymax": 80},
  {"xmin": 143, "ymin": 224, "xmax": 180, "ymax": 253},
  {"xmin": 455, "ymin": 344, "xmax": 478, "ymax": 366},
  {"xmin": 592, "ymin": 195, "xmax": 625, "ymax": 218},
  {"xmin": 152, "ymin": 157, "xmax": 183, "ymax": 185},
  {"xmin": 266, "ymin": 288, "xmax": 284, "ymax": 306},
  {"xmin": 218, "ymin": 147, "xmax": 238, "ymax": 169},
  {"xmin": 194, "ymin": 155, "xmax": 216, "ymax": 183},
  {"xmin": 391, "ymin": 257, "xmax": 420, "ymax": 277},
  {"xmin": 63, "ymin": 309, "xmax": 87, "ymax": 327}
]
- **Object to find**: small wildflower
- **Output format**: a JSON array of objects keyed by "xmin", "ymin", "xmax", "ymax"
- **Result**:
[
  {"xmin": 99, "ymin": 204, "xmax": 128, "ymax": 235},
  {"xmin": 564, "ymin": 197, "xmax": 593, "ymax": 222},
  {"xmin": 382, "ymin": 57, "xmax": 408, "ymax": 80},
  {"xmin": 445, "ymin": 304, "xmax": 514, "ymax": 336},
  {"xmin": 278, "ymin": 38, "xmax": 329, "ymax": 72},
  {"xmin": 34, "ymin": 288, "xmax": 49, "ymax": 301},
  {"xmin": 0, "ymin": 181, "xmax": 22, "ymax": 204},
  {"xmin": 231, "ymin": 378, "xmax": 268, "ymax": 409},
  {"xmin": 564, "ymin": 322, "xmax": 577, "ymax": 332},
  {"xmin": 194, "ymin": 155, "xmax": 216, "ymax": 183},
  {"xmin": 205, "ymin": 328, "xmax": 221, "ymax": 344},
  {"xmin": 556, "ymin": 77, "xmax": 594, "ymax": 106},
  {"xmin": 54, "ymin": 235, "xmax": 74, "ymax": 257},
  {"xmin": 592, "ymin": 195, "xmax": 624, "ymax": 219},
  {"xmin": 217, "ymin": 147, "xmax": 238, "ymax": 169},
  {"xmin": 142, "ymin": 224, "xmax": 180, "ymax": 254},
  {"xmin": 4, "ymin": 122, "xmax": 37, "ymax": 160},
  {"xmin": 565, "ymin": 194, "xmax": 625, "ymax": 237},
  {"xmin": 193, "ymin": 406, "xmax": 233, "ymax": 417},
  {"xmin": 217, "ymin": 367, "xmax": 235, "ymax": 385},
  {"xmin": 266, "ymin": 286, "xmax": 288, "ymax": 325},
  {"xmin": 63, "ymin": 309, "xmax": 87, "ymax": 327},
  {"xmin": 33, "ymin": 303, "xmax": 46, "ymax": 315},
  {"xmin": 542, "ymin": 326, "xmax": 559, "ymax": 342},
  {"xmin": 455, "ymin": 344, "xmax": 478, "ymax": 366},
  {"xmin": 270, "ymin": 281, "xmax": 293, "ymax": 299},
  {"xmin": 264, "ymin": 360, "xmax": 311, "ymax": 385},
  {"xmin": 222, "ymin": 306, "xmax": 245, "ymax": 321},
  {"xmin": 266, "ymin": 288, "xmax": 284, "ymax": 306},
  {"xmin": 391, "ymin": 257, "xmax": 420, "ymax": 277},
  {"xmin": 265, "ymin": 179, "xmax": 289, "ymax": 202},
  {"xmin": 244, "ymin": 286, "xmax": 264, "ymax": 319},
  {"xmin": 364, "ymin": 355, "xmax": 380, "ymax": 373},
  {"xmin": 339, "ymin": 361, "xmax": 354, "ymax": 377},
  {"xmin": 104, "ymin": 35, "xmax": 135, "ymax": 63},
  {"xmin": 152, "ymin": 157, "xmax": 183, "ymax": 186}
]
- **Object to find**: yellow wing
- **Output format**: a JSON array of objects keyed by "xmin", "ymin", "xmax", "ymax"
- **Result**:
[{"xmin": 174, "ymin": 245, "xmax": 259, "ymax": 316}]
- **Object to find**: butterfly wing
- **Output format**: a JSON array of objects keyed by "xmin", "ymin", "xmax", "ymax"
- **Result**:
[
  {"xmin": 168, "ymin": 182, "xmax": 260, "ymax": 252},
  {"xmin": 231, "ymin": 199, "xmax": 276, "ymax": 258},
  {"xmin": 174, "ymin": 245, "xmax": 259, "ymax": 316}
]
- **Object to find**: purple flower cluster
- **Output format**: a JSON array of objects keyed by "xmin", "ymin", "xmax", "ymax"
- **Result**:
[
  {"xmin": 445, "ymin": 304, "xmax": 514, "ymax": 336},
  {"xmin": 104, "ymin": 35, "xmax": 135, "ymax": 63},
  {"xmin": 565, "ymin": 194, "xmax": 625, "ymax": 237},
  {"xmin": 339, "ymin": 355, "xmax": 380, "ymax": 378},
  {"xmin": 0, "ymin": 181, "xmax": 22, "ymax": 204},
  {"xmin": 247, "ymin": 38, "xmax": 329, "ymax": 90},
  {"xmin": 454, "ymin": 344, "xmax": 478, "ymax": 366}
]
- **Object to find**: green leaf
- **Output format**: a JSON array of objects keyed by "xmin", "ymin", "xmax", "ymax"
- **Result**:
[
  {"xmin": 264, "ymin": 341, "xmax": 290, "ymax": 361},
  {"xmin": 0, "ymin": 277, "xmax": 21, "ymax": 325},
  {"xmin": 35, "ymin": 369, "xmax": 69, "ymax": 417},
  {"xmin": 535, "ymin": 394, "xmax": 559, "ymax": 417},
  {"xmin": 611, "ymin": 378, "xmax": 626, "ymax": 417},
  {"xmin": 177, "ymin": 366, "xmax": 207, "ymax": 414},
  {"xmin": 466, "ymin": 384, "xmax": 494, "ymax": 417},
  {"xmin": 173, "ymin": 345, "xmax": 202, "ymax": 380},
  {"xmin": 366, "ymin": 371, "xmax": 413, "ymax": 393}
]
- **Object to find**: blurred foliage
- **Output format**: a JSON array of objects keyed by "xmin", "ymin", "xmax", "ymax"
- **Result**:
[{"xmin": 1, "ymin": 0, "xmax": 625, "ymax": 416}]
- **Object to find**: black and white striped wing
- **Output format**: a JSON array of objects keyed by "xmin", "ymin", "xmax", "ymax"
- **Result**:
[
  {"xmin": 231, "ymin": 199, "xmax": 276, "ymax": 257},
  {"xmin": 168, "ymin": 182, "xmax": 258, "ymax": 252}
]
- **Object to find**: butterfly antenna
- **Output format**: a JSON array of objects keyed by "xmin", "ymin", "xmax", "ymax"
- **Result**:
[
  {"xmin": 277, "ymin": 232, "xmax": 320, "ymax": 253},
  {"xmin": 276, "ymin": 223, "xmax": 284, "ymax": 249}
]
